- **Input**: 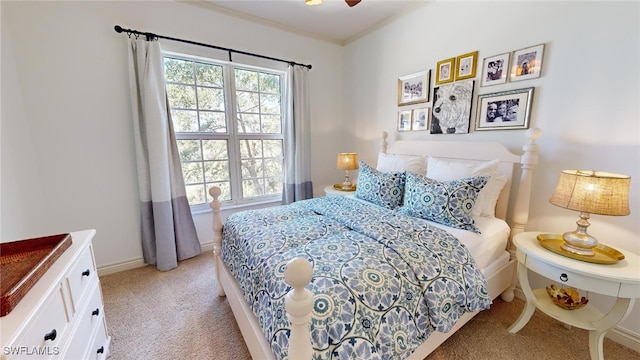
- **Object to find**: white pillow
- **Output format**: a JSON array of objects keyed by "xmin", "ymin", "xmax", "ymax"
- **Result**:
[
  {"xmin": 426, "ymin": 158, "xmax": 507, "ymax": 217},
  {"xmin": 376, "ymin": 153, "xmax": 425, "ymax": 174}
]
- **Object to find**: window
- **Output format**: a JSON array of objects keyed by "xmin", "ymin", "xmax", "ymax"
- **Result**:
[{"xmin": 163, "ymin": 54, "xmax": 285, "ymax": 209}]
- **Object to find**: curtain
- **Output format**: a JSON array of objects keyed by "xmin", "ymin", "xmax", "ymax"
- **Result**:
[
  {"xmin": 127, "ymin": 38, "xmax": 201, "ymax": 271},
  {"xmin": 282, "ymin": 65, "xmax": 314, "ymax": 204}
]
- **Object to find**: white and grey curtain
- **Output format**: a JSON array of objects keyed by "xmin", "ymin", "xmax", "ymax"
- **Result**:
[
  {"xmin": 283, "ymin": 65, "xmax": 313, "ymax": 204},
  {"xmin": 127, "ymin": 38, "xmax": 201, "ymax": 271}
]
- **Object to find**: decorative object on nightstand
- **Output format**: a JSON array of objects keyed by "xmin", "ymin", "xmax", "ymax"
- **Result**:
[
  {"xmin": 336, "ymin": 153, "xmax": 358, "ymax": 191},
  {"xmin": 548, "ymin": 170, "xmax": 630, "ymax": 257}
]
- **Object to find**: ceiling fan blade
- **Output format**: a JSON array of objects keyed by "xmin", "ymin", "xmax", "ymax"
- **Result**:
[{"xmin": 345, "ymin": 0, "xmax": 361, "ymax": 7}]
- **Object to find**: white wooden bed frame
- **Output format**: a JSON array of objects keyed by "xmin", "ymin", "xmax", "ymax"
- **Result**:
[{"xmin": 209, "ymin": 128, "xmax": 541, "ymax": 359}]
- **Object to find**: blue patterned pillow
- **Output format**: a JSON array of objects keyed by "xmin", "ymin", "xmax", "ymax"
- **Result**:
[
  {"xmin": 355, "ymin": 161, "xmax": 405, "ymax": 209},
  {"xmin": 399, "ymin": 172, "xmax": 488, "ymax": 233}
]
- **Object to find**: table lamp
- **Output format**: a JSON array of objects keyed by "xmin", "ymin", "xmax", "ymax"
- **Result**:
[
  {"xmin": 336, "ymin": 153, "xmax": 358, "ymax": 190},
  {"xmin": 549, "ymin": 170, "xmax": 630, "ymax": 256}
]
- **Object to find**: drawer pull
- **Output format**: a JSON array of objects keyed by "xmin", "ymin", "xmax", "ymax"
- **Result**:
[
  {"xmin": 82, "ymin": 269, "xmax": 91, "ymax": 277},
  {"xmin": 559, "ymin": 273, "xmax": 568, "ymax": 282},
  {"xmin": 92, "ymin": 308, "xmax": 100, "ymax": 316},
  {"xmin": 44, "ymin": 329, "xmax": 57, "ymax": 341},
  {"xmin": 97, "ymin": 346, "xmax": 104, "ymax": 354}
]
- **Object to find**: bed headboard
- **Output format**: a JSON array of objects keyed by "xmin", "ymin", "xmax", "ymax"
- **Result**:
[{"xmin": 380, "ymin": 129, "xmax": 541, "ymax": 229}]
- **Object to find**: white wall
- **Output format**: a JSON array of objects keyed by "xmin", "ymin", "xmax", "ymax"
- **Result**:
[
  {"xmin": 342, "ymin": 0, "xmax": 640, "ymax": 345},
  {"xmin": 1, "ymin": 1, "xmax": 344, "ymax": 267}
]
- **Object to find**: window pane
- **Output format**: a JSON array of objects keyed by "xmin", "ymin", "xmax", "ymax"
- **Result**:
[
  {"xmin": 185, "ymin": 184, "xmax": 206, "ymax": 205},
  {"xmin": 235, "ymin": 69, "xmax": 258, "ymax": 91},
  {"xmin": 261, "ymin": 115, "xmax": 281, "ymax": 133},
  {"xmin": 204, "ymin": 160, "xmax": 229, "ymax": 182},
  {"xmin": 239, "ymin": 140, "xmax": 263, "ymax": 158},
  {"xmin": 259, "ymin": 73, "xmax": 280, "ymax": 94},
  {"xmin": 263, "ymin": 140, "xmax": 283, "ymax": 158},
  {"xmin": 197, "ymin": 87, "xmax": 225, "ymax": 111},
  {"xmin": 177, "ymin": 140, "xmax": 202, "ymax": 161},
  {"xmin": 195, "ymin": 62, "xmax": 223, "ymax": 87},
  {"xmin": 236, "ymin": 91, "xmax": 259, "ymax": 113},
  {"xmin": 242, "ymin": 178, "xmax": 264, "ymax": 198},
  {"xmin": 260, "ymin": 94, "xmax": 281, "ymax": 114},
  {"xmin": 200, "ymin": 111, "xmax": 226, "ymax": 133},
  {"xmin": 241, "ymin": 159, "xmax": 264, "ymax": 178},
  {"xmin": 265, "ymin": 177, "xmax": 282, "ymax": 195},
  {"xmin": 167, "ymin": 84, "xmax": 196, "ymax": 109},
  {"xmin": 182, "ymin": 161, "xmax": 204, "ymax": 184},
  {"xmin": 202, "ymin": 140, "xmax": 228, "ymax": 160},
  {"xmin": 263, "ymin": 158, "xmax": 282, "ymax": 177},
  {"xmin": 237, "ymin": 113, "xmax": 260, "ymax": 133},
  {"xmin": 164, "ymin": 58, "xmax": 193, "ymax": 83},
  {"xmin": 172, "ymin": 110, "xmax": 198, "ymax": 132}
]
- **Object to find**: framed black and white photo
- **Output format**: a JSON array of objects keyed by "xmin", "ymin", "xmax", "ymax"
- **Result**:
[
  {"xmin": 510, "ymin": 44, "xmax": 544, "ymax": 82},
  {"xmin": 411, "ymin": 107, "xmax": 429, "ymax": 131},
  {"xmin": 398, "ymin": 110, "xmax": 412, "ymax": 131},
  {"xmin": 435, "ymin": 58, "xmax": 455, "ymax": 85},
  {"xmin": 475, "ymin": 87, "xmax": 534, "ymax": 131},
  {"xmin": 455, "ymin": 51, "xmax": 478, "ymax": 81},
  {"xmin": 481, "ymin": 53, "xmax": 510, "ymax": 86},
  {"xmin": 398, "ymin": 70, "xmax": 430, "ymax": 106},
  {"xmin": 431, "ymin": 80, "xmax": 474, "ymax": 134}
]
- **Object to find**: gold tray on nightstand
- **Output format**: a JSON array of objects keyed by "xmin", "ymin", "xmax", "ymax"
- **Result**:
[
  {"xmin": 333, "ymin": 184, "xmax": 356, "ymax": 192},
  {"xmin": 536, "ymin": 233, "xmax": 625, "ymax": 265}
]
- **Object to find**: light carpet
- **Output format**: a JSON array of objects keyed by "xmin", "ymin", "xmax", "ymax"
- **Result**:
[{"xmin": 101, "ymin": 252, "xmax": 639, "ymax": 359}]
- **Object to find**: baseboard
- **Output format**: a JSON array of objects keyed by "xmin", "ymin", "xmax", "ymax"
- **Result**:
[
  {"xmin": 97, "ymin": 242, "xmax": 215, "ymax": 277},
  {"xmin": 513, "ymin": 288, "xmax": 640, "ymax": 352}
]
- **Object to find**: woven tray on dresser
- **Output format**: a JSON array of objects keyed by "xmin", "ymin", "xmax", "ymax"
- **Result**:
[{"xmin": 0, "ymin": 233, "xmax": 72, "ymax": 316}]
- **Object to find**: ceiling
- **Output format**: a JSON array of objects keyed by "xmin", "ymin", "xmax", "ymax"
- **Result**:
[{"xmin": 188, "ymin": 0, "xmax": 428, "ymax": 45}]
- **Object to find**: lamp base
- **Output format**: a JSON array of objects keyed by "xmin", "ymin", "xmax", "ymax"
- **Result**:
[{"xmin": 342, "ymin": 171, "xmax": 354, "ymax": 191}]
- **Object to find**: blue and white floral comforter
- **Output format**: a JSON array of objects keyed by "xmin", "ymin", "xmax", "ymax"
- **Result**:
[{"xmin": 222, "ymin": 196, "xmax": 491, "ymax": 360}]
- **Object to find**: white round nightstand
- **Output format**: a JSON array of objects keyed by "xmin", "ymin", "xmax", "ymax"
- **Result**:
[
  {"xmin": 324, "ymin": 185, "xmax": 356, "ymax": 196},
  {"xmin": 508, "ymin": 231, "xmax": 640, "ymax": 360}
]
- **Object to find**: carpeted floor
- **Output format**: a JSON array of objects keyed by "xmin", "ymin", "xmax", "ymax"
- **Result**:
[{"xmin": 101, "ymin": 252, "xmax": 639, "ymax": 360}]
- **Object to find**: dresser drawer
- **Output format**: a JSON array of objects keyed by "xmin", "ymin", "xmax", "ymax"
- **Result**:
[
  {"xmin": 10, "ymin": 285, "xmax": 70, "ymax": 360},
  {"xmin": 65, "ymin": 245, "xmax": 96, "ymax": 314},
  {"xmin": 87, "ymin": 317, "xmax": 109, "ymax": 360},
  {"xmin": 62, "ymin": 283, "xmax": 104, "ymax": 359},
  {"xmin": 525, "ymin": 254, "xmax": 621, "ymax": 296}
]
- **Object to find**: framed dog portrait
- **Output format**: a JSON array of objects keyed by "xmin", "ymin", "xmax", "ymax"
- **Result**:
[
  {"xmin": 455, "ymin": 51, "xmax": 478, "ymax": 81},
  {"xmin": 435, "ymin": 57, "xmax": 455, "ymax": 85},
  {"xmin": 397, "ymin": 110, "xmax": 412, "ymax": 131},
  {"xmin": 475, "ymin": 87, "xmax": 534, "ymax": 131},
  {"xmin": 398, "ymin": 70, "xmax": 430, "ymax": 106},
  {"xmin": 411, "ymin": 107, "xmax": 429, "ymax": 131},
  {"xmin": 510, "ymin": 44, "xmax": 544, "ymax": 82},
  {"xmin": 481, "ymin": 53, "xmax": 510, "ymax": 86},
  {"xmin": 430, "ymin": 80, "xmax": 474, "ymax": 134}
]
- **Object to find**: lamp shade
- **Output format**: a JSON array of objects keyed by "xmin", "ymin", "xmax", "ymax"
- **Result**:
[
  {"xmin": 336, "ymin": 153, "xmax": 358, "ymax": 171},
  {"xmin": 549, "ymin": 170, "xmax": 630, "ymax": 216}
]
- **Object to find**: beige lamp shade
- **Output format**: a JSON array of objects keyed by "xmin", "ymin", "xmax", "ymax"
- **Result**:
[
  {"xmin": 550, "ymin": 170, "xmax": 630, "ymax": 216},
  {"xmin": 336, "ymin": 153, "xmax": 359, "ymax": 171}
]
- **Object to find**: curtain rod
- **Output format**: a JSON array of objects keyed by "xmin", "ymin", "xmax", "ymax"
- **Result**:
[{"xmin": 114, "ymin": 25, "xmax": 312, "ymax": 69}]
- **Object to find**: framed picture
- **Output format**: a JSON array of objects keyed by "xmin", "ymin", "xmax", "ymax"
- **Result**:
[
  {"xmin": 435, "ymin": 58, "xmax": 455, "ymax": 85},
  {"xmin": 481, "ymin": 53, "xmax": 510, "ymax": 86},
  {"xmin": 397, "ymin": 110, "xmax": 412, "ymax": 131},
  {"xmin": 475, "ymin": 87, "xmax": 534, "ymax": 131},
  {"xmin": 455, "ymin": 51, "xmax": 478, "ymax": 81},
  {"xmin": 510, "ymin": 44, "xmax": 544, "ymax": 82},
  {"xmin": 411, "ymin": 107, "xmax": 429, "ymax": 131},
  {"xmin": 431, "ymin": 80, "xmax": 474, "ymax": 134},
  {"xmin": 398, "ymin": 70, "xmax": 430, "ymax": 106}
]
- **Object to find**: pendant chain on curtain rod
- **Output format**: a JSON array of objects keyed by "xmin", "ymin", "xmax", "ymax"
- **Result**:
[{"xmin": 114, "ymin": 25, "xmax": 312, "ymax": 69}]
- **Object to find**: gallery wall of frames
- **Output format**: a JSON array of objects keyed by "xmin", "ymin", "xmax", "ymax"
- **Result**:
[{"xmin": 396, "ymin": 44, "xmax": 544, "ymax": 134}]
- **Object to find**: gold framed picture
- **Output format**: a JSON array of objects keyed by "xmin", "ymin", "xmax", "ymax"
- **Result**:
[
  {"xmin": 455, "ymin": 51, "xmax": 478, "ymax": 81},
  {"xmin": 397, "ymin": 70, "xmax": 430, "ymax": 106},
  {"xmin": 397, "ymin": 110, "xmax": 412, "ymax": 131},
  {"xmin": 435, "ymin": 58, "xmax": 455, "ymax": 85}
]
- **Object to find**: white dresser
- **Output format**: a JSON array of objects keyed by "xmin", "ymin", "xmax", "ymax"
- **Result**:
[{"xmin": 1, "ymin": 229, "xmax": 110, "ymax": 360}]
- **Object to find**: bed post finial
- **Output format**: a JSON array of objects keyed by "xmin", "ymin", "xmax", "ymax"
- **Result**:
[
  {"xmin": 284, "ymin": 257, "xmax": 314, "ymax": 359},
  {"xmin": 209, "ymin": 186, "xmax": 226, "ymax": 297},
  {"xmin": 380, "ymin": 131, "xmax": 388, "ymax": 154}
]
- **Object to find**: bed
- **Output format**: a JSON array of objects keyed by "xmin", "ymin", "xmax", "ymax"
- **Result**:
[{"xmin": 209, "ymin": 128, "xmax": 541, "ymax": 359}]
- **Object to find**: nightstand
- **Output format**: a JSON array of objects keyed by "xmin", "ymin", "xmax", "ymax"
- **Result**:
[
  {"xmin": 324, "ymin": 185, "xmax": 355, "ymax": 196},
  {"xmin": 508, "ymin": 231, "xmax": 640, "ymax": 360}
]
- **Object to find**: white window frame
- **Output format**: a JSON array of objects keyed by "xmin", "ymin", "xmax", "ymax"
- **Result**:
[{"xmin": 163, "ymin": 51, "xmax": 288, "ymax": 213}]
